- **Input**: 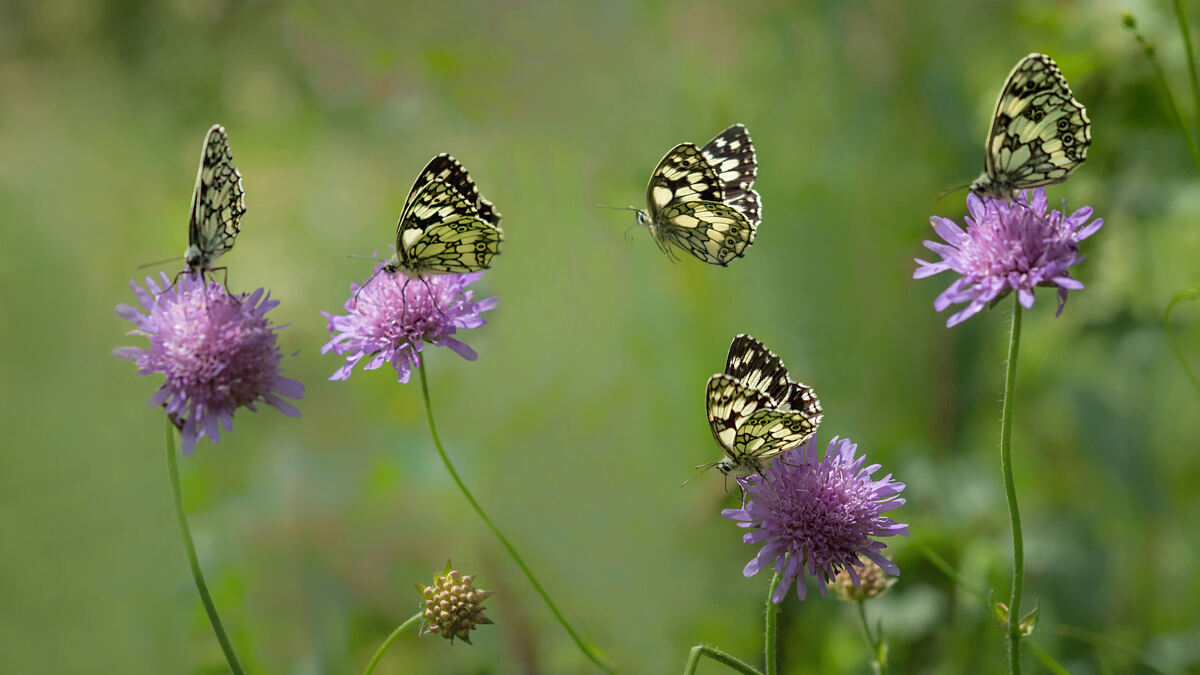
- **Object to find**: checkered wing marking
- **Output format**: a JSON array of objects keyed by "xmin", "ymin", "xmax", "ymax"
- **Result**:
[
  {"xmin": 733, "ymin": 408, "xmax": 820, "ymax": 462},
  {"xmin": 645, "ymin": 143, "xmax": 723, "ymax": 217},
  {"xmin": 655, "ymin": 201, "xmax": 754, "ymax": 266},
  {"xmin": 701, "ymin": 123, "xmax": 760, "ymax": 225},
  {"xmin": 706, "ymin": 374, "xmax": 777, "ymax": 454},
  {"xmin": 972, "ymin": 53, "xmax": 1090, "ymax": 198},
  {"xmin": 187, "ymin": 125, "xmax": 245, "ymax": 271},
  {"xmin": 724, "ymin": 334, "xmax": 792, "ymax": 405},
  {"xmin": 401, "ymin": 153, "xmax": 501, "ymax": 227},
  {"xmin": 395, "ymin": 180, "xmax": 501, "ymax": 273}
]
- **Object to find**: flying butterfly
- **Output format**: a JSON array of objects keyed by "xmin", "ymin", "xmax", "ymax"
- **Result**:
[
  {"xmin": 700, "ymin": 334, "xmax": 823, "ymax": 479},
  {"xmin": 966, "ymin": 53, "xmax": 1091, "ymax": 199},
  {"xmin": 379, "ymin": 153, "xmax": 503, "ymax": 282},
  {"xmin": 184, "ymin": 124, "xmax": 246, "ymax": 279},
  {"xmin": 628, "ymin": 124, "xmax": 760, "ymax": 265}
]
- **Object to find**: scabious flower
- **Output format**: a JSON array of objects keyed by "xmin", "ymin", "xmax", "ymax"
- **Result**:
[
  {"xmin": 723, "ymin": 435, "xmax": 908, "ymax": 604},
  {"xmin": 416, "ymin": 561, "xmax": 494, "ymax": 645},
  {"xmin": 914, "ymin": 188, "xmax": 1103, "ymax": 327},
  {"xmin": 114, "ymin": 273, "xmax": 304, "ymax": 454},
  {"xmin": 322, "ymin": 267, "xmax": 497, "ymax": 383}
]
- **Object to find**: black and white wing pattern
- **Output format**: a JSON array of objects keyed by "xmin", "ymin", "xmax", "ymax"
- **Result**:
[
  {"xmin": 185, "ymin": 124, "xmax": 245, "ymax": 275},
  {"xmin": 701, "ymin": 334, "xmax": 823, "ymax": 478},
  {"xmin": 390, "ymin": 178, "xmax": 502, "ymax": 276},
  {"xmin": 700, "ymin": 124, "xmax": 760, "ymax": 225},
  {"xmin": 645, "ymin": 143, "xmax": 724, "ymax": 215},
  {"xmin": 401, "ymin": 153, "xmax": 502, "ymax": 227},
  {"xmin": 724, "ymin": 334, "xmax": 823, "ymax": 418},
  {"xmin": 635, "ymin": 124, "xmax": 759, "ymax": 266},
  {"xmin": 968, "ymin": 53, "xmax": 1090, "ymax": 199}
]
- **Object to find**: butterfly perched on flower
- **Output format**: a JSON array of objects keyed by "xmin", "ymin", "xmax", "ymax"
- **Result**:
[
  {"xmin": 967, "ymin": 53, "xmax": 1091, "ymax": 199},
  {"xmin": 701, "ymin": 334, "xmax": 823, "ymax": 478},
  {"xmin": 184, "ymin": 124, "xmax": 246, "ymax": 279},
  {"xmin": 383, "ymin": 154, "xmax": 503, "ymax": 278},
  {"xmin": 631, "ymin": 124, "xmax": 760, "ymax": 265}
]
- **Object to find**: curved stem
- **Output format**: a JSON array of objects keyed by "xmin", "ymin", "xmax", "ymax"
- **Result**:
[
  {"xmin": 1000, "ymin": 300, "xmax": 1025, "ymax": 675},
  {"xmin": 164, "ymin": 419, "xmax": 245, "ymax": 675},
  {"xmin": 763, "ymin": 566, "xmax": 782, "ymax": 675},
  {"xmin": 416, "ymin": 359, "xmax": 613, "ymax": 673},
  {"xmin": 683, "ymin": 644, "xmax": 763, "ymax": 675},
  {"xmin": 362, "ymin": 613, "xmax": 421, "ymax": 675}
]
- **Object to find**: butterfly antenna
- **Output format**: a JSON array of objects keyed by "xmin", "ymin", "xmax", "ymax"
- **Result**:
[
  {"xmin": 138, "ymin": 256, "xmax": 184, "ymax": 270},
  {"xmin": 937, "ymin": 183, "xmax": 972, "ymax": 201},
  {"xmin": 594, "ymin": 204, "xmax": 641, "ymax": 211},
  {"xmin": 680, "ymin": 462, "xmax": 720, "ymax": 487}
]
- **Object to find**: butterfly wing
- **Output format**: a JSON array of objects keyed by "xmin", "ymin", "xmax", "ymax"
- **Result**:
[
  {"xmin": 645, "ymin": 143, "xmax": 724, "ymax": 219},
  {"xmin": 186, "ymin": 124, "xmax": 245, "ymax": 272},
  {"xmin": 701, "ymin": 124, "xmax": 760, "ymax": 225},
  {"xmin": 724, "ymin": 334, "xmax": 794, "ymax": 405},
  {"xmin": 395, "ymin": 180, "xmax": 502, "ymax": 274},
  {"xmin": 973, "ymin": 53, "xmax": 1090, "ymax": 198},
  {"xmin": 706, "ymin": 373, "xmax": 777, "ymax": 454},
  {"xmin": 401, "ymin": 154, "xmax": 502, "ymax": 227},
  {"xmin": 654, "ymin": 201, "xmax": 755, "ymax": 266},
  {"xmin": 732, "ymin": 408, "xmax": 821, "ymax": 465}
]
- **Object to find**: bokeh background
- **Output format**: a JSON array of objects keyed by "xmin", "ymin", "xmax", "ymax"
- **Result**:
[{"xmin": 3, "ymin": 1, "xmax": 1199, "ymax": 673}]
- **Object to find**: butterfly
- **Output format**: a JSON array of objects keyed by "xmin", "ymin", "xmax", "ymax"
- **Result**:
[
  {"xmin": 184, "ymin": 124, "xmax": 246, "ymax": 279},
  {"xmin": 632, "ymin": 124, "xmax": 760, "ymax": 265},
  {"xmin": 383, "ymin": 153, "xmax": 503, "ymax": 278},
  {"xmin": 701, "ymin": 334, "xmax": 823, "ymax": 478},
  {"xmin": 967, "ymin": 53, "xmax": 1091, "ymax": 199}
]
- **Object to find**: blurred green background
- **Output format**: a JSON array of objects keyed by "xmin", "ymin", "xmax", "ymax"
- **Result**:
[{"xmin": 3, "ymin": 1, "xmax": 1199, "ymax": 673}]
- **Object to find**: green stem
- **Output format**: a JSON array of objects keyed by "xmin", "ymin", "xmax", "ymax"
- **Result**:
[
  {"xmin": 416, "ymin": 359, "xmax": 613, "ymax": 673},
  {"xmin": 164, "ymin": 419, "xmax": 245, "ymax": 675},
  {"xmin": 683, "ymin": 644, "xmax": 763, "ymax": 675},
  {"xmin": 1126, "ymin": 14, "xmax": 1200, "ymax": 172},
  {"xmin": 362, "ymin": 613, "xmax": 422, "ymax": 675},
  {"xmin": 1173, "ymin": 0, "xmax": 1200, "ymax": 146},
  {"xmin": 857, "ymin": 601, "xmax": 885, "ymax": 675},
  {"xmin": 763, "ymin": 566, "xmax": 782, "ymax": 675},
  {"xmin": 999, "ymin": 300, "xmax": 1025, "ymax": 675}
]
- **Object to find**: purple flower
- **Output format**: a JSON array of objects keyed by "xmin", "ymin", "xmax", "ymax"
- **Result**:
[
  {"xmin": 114, "ymin": 273, "xmax": 304, "ymax": 454},
  {"xmin": 322, "ymin": 268, "xmax": 497, "ymax": 383},
  {"xmin": 914, "ymin": 188, "xmax": 1103, "ymax": 327},
  {"xmin": 722, "ymin": 435, "xmax": 908, "ymax": 604}
]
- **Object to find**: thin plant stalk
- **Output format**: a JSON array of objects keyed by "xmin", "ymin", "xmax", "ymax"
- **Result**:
[
  {"xmin": 362, "ymin": 613, "xmax": 422, "ymax": 675},
  {"xmin": 857, "ymin": 601, "xmax": 886, "ymax": 675},
  {"xmin": 1126, "ymin": 13, "xmax": 1200, "ymax": 172},
  {"xmin": 416, "ymin": 359, "xmax": 613, "ymax": 673},
  {"xmin": 683, "ymin": 644, "xmax": 762, "ymax": 675},
  {"xmin": 1000, "ymin": 300, "xmax": 1025, "ymax": 675},
  {"xmin": 763, "ymin": 566, "xmax": 783, "ymax": 675},
  {"xmin": 164, "ymin": 419, "xmax": 245, "ymax": 675},
  {"xmin": 1173, "ymin": 0, "xmax": 1200, "ymax": 145}
]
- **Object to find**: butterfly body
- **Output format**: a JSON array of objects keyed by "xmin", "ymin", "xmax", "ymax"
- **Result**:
[
  {"xmin": 968, "ymin": 53, "xmax": 1090, "ymax": 200},
  {"xmin": 635, "ymin": 124, "xmax": 760, "ymax": 265},
  {"xmin": 185, "ymin": 125, "xmax": 245, "ymax": 277},
  {"xmin": 703, "ymin": 335, "xmax": 823, "ymax": 478},
  {"xmin": 385, "ymin": 154, "xmax": 503, "ymax": 279}
]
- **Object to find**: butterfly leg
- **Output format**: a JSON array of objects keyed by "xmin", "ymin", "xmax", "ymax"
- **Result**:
[{"xmin": 418, "ymin": 276, "xmax": 447, "ymax": 318}]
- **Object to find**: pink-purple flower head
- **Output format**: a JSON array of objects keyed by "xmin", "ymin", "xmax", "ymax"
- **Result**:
[
  {"xmin": 723, "ymin": 435, "xmax": 908, "ymax": 604},
  {"xmin": 914, "ymin": 188, "xmax": 1103, "ymax": 327},
  {"xmin": 322, "ymin": 267, "xmax": 497, "ymax": 383},
  {"xmin": 114, "ymin": 273, "xmax": 304, "ymax": 454}
]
